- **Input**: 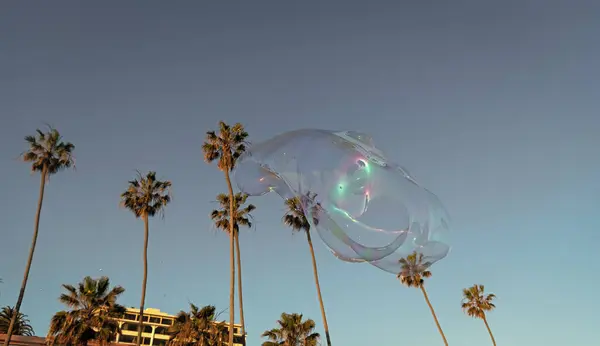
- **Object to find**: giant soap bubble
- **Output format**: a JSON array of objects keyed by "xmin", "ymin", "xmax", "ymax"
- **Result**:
[{"xmin": 234, "ymin": 129, "xmax": 450, "ymax": 274}]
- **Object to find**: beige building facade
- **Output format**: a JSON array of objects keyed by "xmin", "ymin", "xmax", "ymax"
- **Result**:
[
  {"xmin": 0, "ymin": 307, "xmax": 246, "ymax": 346},
  {"xmin": 114, "ymin": 307, "xmax": 245, "ymax": 346}
]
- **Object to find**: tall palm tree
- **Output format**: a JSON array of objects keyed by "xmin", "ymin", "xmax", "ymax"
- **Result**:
[
  {"xmin": 120, "ymin": 171, "xmax": 172, "ymax": 346},
  {"xmin": 211, "ymin": 192, "xmax": 255, "ymax": 341},
  {"xmin": 168, "ymin": 304, "xmax": 227, "ymax": 346},
  {"xmin": 47, "ymin": 276, "xmax": 126, "ymax": 346},
  {"xmin": 398, "ymin": 251, "xmax": 449, "ymax": 346},
  {"xmin": 283, "ymin": 194, "xmax": 332, "ymax": 346},
  {"xmin": 4, "ymin": 126, "xmax": 74, "ymax": 346},
  {"xmin": 0, "ymin": 306, "xmax": 34, "ymax": 336},
  {"xmin": 261, "ymin": 313, "xmax": 320, "ymax": 346},
  {"xmin": 462, "ymin": 284, "xmax": 497, "ymax": 346},
  {"xmin": 202, "ymin": 121, "xmax": 249, "ymax": 345}
]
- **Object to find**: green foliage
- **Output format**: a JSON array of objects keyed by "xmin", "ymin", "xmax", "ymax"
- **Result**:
[
  {"xmin": 47, "ymin": 276, "xmax": 126, "ymax": 346},
  {"xmin": 398, "ymin": 251, "xmax": 433, "ymax": 288},
  {"xmin": 211, "ymin": 193, "xmax": 255, "ymax": 235},
  {"xmin": 22, "ymin": 125, "xmax": 75, "ymax": 176},
  {"xmin": 283, "ymin": 192, "xmax": 320, "ymax": 233},
  {"xmin": 261, "ymin": 313, "xmax": 320, "ymax": 346},
  {"xmin": 120, "ymin": 171, "xmax": 172, "ymax": 219},
  {"xmin": 168, "ymin": 304, "xmax": 227, "ymax": 346},
  {"xmin": 0, "ymin": 306, "xmax": 34, "ymax": 336},
  {"xmin": 462, "ymin": 284, "xmax": 497, "ymax": 319},
  {"xmin": 202, "ymin": 121, "xmax": 248, "ymax": 171}
]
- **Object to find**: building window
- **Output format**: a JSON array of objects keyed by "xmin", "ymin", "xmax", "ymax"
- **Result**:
[
  {"xmin": 122, "ymin": 323, "xmax": 139, "ymax": 332},
  {"xmin": 233, "ymin": 335, "xmax": 246, "ymax": 345},
  {"xmin": 149, "ymin": 317, "xmax": 161, "ymax": 324},
  {"xmin": 124, "ymin": 313, "xmax": 138, "ymax": 321},
  {"xmin": 161, "ymin": 318, "xmax": 173, "ymax": 326},
  {"xmin": 120, "ymin": 335, "xmax": 136, "ymax": 344},
  {"xmin": 154, "ymin": 326, "xmax": 168, "ymax": 335},
  {"xmin": 144, "ymin": 325, "xmax": 153, "ymax": 333},
  {"xmin": 142, "ymin": 315, "xmax": 149, "ymax": 322},
  {"xmin": 142, "ymin": 337, "xmax": 151, "ymax": 345},
  {"xmin": 153, "ymin": 339, "xmax": 167, "ymax": 346}
]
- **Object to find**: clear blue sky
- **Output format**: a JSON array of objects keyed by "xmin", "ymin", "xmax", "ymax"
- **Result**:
[{"xmin": 1, "ymin": 1, "xmax": 599, "ymax": 345}]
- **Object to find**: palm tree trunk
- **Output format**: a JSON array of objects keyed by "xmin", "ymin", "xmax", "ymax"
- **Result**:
[
  {"xmin": 482, "ymin": 315, "xmax": 497, "ymax": 346},
  {"xmin": 224, "ymin": 170, "xmax": 236, "ymax": 346},
  {"xmin": 234, "ymin": 233, "xmax": 246, "ymax": 337},
  {"xmin": 419, "ymin": 286, "xmax": 448, "ymax": 346},
  {"xmin": 136, "ymin": 214, "xmax": 150, "ymax": 346},
  {"xmin": 3, "ymin": 167, "xmax": 47, "ymax": 346},
  {"xmin": 305, "ymin": 231, "xmax": 332, "ymax": 346}
]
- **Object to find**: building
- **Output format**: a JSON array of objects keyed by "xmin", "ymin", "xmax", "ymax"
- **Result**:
[
  {"xmin": 0, "ymin": 335, "xmax": 46, "ymax": 346},
  {"xmin": 0, "ymin": 307, "xmax": 246, "ymax": 346},
  {"xmin": 114, "ymin": 307, "xmax": 246, "ymax": 346}
]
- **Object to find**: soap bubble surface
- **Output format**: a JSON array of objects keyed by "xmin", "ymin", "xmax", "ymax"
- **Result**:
[{"xmin": 234, "ymin": 129, "xmax": 450, "ymax": 274}]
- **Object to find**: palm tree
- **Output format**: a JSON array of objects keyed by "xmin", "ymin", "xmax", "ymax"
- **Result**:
[
  {"xmin": 207, "ymin": 321, "xmax": 228, "ymax": 346},
  {"xmin": 120, "ymin": 171, "xmax": 172, "ymax": 346},
  {"xmin": 210, "ymin": 192, "xmax": 255, "ymax": 340},
  {"xmin": 4, "ymin": 126, "xmax": 74, "ymax": 346},
  {"xmin": 47, "ymin": 276, "xmax": 126, "ymax": 346},
  {"xmin": 202, "ymin": 121, "xmax": 249, "ymax": 345},
  {"xmin": 283, "ymin": 194, "xmax": 332, "ymax": 346},
  {"xmin": 398, "ymin": 251, "xmax": 448, "ymax": 346},
  {"xmin": 168, "ymin": 304, "xmax": 227, "ymax": 346},
  {"xmin": 261, "ymin": 313, "xmax": 320, "ymax": 346},
  {"xmin": 0, "ymin": 306, "xmax": 34, "ymax": 336},
  {"xmin": 462, "ymin": 284, "xmax": 497, "ymax": 346}
]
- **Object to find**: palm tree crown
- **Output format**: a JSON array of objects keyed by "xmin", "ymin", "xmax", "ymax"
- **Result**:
[
  {"xmin": 47, "ymin": 276, "xmax": 126, "ymax": 346},
  {"xmin": 462, "ymin": 284, "xmax": 496, "ymax": 319},
  {"xmin": 0, "ymin": 306, "xmax": 34, "ymax": 336},
  {"xmin": 22, "ymin": 126, "xmax": 75, "ymax": 175},
  {"xmin": 261, "ymin": 313, "xmax": 320, "ymax": 346},
  {"xmin": 398, "ymin": 251, "xmax": 433, "ymax": 287},
  {"xmin": 120, "ymin": 171, "xmax": 172, "ymax": 218},
  {"xmin": 168, "ymin": 304, "xmax": 227, "ymax": 346},
  {"xmin": 283, "ymin": 192, "xmax": 319, "ymax": 233},
  {"xmin": 202, "ymin": 121, "xmax": 248, "ymax": 171},
  {"xmin": 211, "ymin": 193, "xmax": 255, "ymax": 235}
]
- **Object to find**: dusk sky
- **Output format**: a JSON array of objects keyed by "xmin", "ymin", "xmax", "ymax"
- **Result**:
[{"xmin": 1, "ymin": 1, "xmax": 599, "ymax": 345}]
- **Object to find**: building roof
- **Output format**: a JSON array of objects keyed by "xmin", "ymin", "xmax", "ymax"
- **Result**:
[{"xmin": 0, "ymin": 334, "xmax": 46, "ymax": 346}]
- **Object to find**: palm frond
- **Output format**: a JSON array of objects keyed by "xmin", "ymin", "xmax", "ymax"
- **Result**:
[
  {"xmin": 397, "ymin": 251, "xmax": 433, "ymax": 288},
  {"xmin": 120, "ymin": 170, "xmax": 172, "ymax": 219},
  {"xmin": 261, "ymin": 312, "xmax": 320, "ymax": 346},
  {"xmin": 202, "ymin": 121, "xmax": 249, "ymax": 171},
  {"xmin": 0, "ymin": 306, "xmax": 35, "ymax": 336},
  {"xmin": 461, "ymin": 284, "xmax": 497, "ymax": 319},
  {"xmin": 210, "ymin": 192, "xmax": 255, "ymax": 236},
  {"xmin": 48, "ymin": 276, "xmax": 125, "ymax": 345},
  {"xmin": 21, "ymin": 125, "xmax": 75, "ymax": 177}
]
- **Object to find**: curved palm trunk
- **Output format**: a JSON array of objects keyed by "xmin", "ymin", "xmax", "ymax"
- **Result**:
[
  {"xmin": 234, "ymin": 233, "xmax": 246, "ymax": 337},
  {"xmin": 224, "ymin": 171, "xmax": 236, "ymax": 346},
  {"xmin": 419, "ymin": 286, "xmax": 448, "ymax": 346},
  {"xmin": 305, "ymin": 231, "xmax": 332, "ymax": 346},
  {"xmin": 482, "ymin": 315, "xmax": 497, "ymax": 346},
  {"xmin": 4, "ymin": 167, "xmax": 47, "ymax": 346},
  {"xmin": 136, "ymin": 214, "xmax": 150, "ymax": 346}
]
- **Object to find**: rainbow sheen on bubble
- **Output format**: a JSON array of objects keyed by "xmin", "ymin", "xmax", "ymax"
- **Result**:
[{"xmin": 233, "ymin": 129, "xmax": 450, "ymax": 274}]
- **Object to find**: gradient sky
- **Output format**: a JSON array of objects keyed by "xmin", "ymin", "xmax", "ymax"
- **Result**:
[{"xmin": 1, "ymin": 1, "xmax": 599, "ymax": 345}]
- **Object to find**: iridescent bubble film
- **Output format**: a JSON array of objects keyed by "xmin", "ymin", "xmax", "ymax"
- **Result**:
[{"xmin": 233, "ymin": 129, "xmax": 450, "ymax": 274}]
